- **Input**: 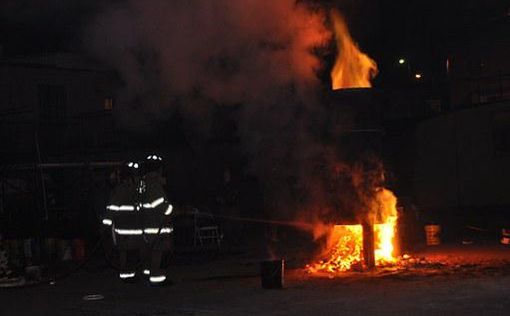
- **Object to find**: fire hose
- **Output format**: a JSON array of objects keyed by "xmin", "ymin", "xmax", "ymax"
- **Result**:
[
  {"xmin": 191, "ymin": 210, "xmax": 314, "ymax": 230},
  {"xmin": 1, "ymin": 208, "xmax": 304, "ymax": 289}
]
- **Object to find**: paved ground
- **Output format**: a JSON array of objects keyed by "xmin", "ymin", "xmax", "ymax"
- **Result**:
[{"xmin": 1, "ymin": 244, "xmax": 510, "ymax": 315}]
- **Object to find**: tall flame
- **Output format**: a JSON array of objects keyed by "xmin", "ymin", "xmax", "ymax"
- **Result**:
[
  {"xmin": 330, "ymin": 10, "xmax": 378, "ymax": 90},
  {"xmin": 372, "ymin": 188, "xmax": 398, "ymax": 264}
]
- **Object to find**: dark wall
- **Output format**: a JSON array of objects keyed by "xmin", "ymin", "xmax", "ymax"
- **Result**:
[{"xmin": 414, "ymin": 101, "xmax": 510, "ymax": 215}]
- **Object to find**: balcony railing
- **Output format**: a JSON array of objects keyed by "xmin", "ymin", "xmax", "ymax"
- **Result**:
[{"xmin": 453, "ymin": 73, "xmax": 510, "ymax": 107}]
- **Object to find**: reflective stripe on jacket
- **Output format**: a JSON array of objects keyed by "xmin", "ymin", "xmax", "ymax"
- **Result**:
[{"xmin": 103, "ymin": 172, "xmax": 173, "ymax": 236}]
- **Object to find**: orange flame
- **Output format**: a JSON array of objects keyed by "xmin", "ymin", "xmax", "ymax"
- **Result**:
[
  {"xmin": 308, "ymin": 224, "xmax": 363, "ymax": 273},
  {"xmin": 330, "ymin": 10, "xmax": 378, "ymax": 90},
  {"xmin": 372, "ymin": 188, "xmax": 398, "ymax": 265},
  {"xmin": 307, "ymin": 188, "xmax": 398, "ymax": 273}
]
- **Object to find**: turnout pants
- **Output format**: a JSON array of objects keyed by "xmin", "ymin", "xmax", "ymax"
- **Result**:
[{"xmin": 117, "ymin": 233, "xmax": 172, "ymax": 283}]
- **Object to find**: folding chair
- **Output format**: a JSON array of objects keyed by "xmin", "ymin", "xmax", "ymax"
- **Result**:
[{"xmin": 192, "ymin": 208, "xmax": 222, "ymax": 248}]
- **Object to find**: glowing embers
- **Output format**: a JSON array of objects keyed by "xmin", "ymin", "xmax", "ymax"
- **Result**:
[
  {"xmin": 308, "ymin": 224, "xmax": 363, "ymax": 273},
  {"xmin": 307, "ymin": 220, "xmax": 397, "ymax": 273}
]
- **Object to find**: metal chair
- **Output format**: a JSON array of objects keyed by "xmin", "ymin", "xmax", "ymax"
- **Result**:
[{"xmin": 192, "ymin": 208, "xmax": 222, "ymax": 248}]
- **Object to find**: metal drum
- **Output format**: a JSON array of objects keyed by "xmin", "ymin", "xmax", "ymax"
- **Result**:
[{"xmin": 425, "ymin": 224, "xmax": 441, "ymax": 246}]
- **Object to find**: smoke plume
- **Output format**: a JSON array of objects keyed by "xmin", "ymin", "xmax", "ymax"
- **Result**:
[
  {"xmin": 86, "ymin": 0, "xmax": 329, "ymax": 124},
  {"xmin": 86, "ymin": 0, "xmax": 388, "ymax": 228},
  {"xmin": 86, "ymin": 0, "xmax": 331, "ymax": 206}
]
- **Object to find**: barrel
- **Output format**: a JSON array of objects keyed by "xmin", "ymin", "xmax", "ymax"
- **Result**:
[
  {"xmin": 260, "ymin": 259, "xmax": 284, "ymax": 289},
  {"xmin": 425, "ymin": 224, "xmax": 441, "ymax": 246},
  {"xmin": 501, "ymin": 229, "xmax": 510, "ymax": 245}
]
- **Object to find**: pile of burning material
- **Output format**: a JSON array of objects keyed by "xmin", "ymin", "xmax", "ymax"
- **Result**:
[
  {"xmin": 306, "ymin": 188, "xmax": 399, "ymax": 274},
  {"xmin": 395, "ymin": 254, "xmax": 446, "ymax": 271},
  {"xmin": 309, "ymin": 224, "xmax": 363, "ymax": 273},
  {"xmin": 377, "ymin": 253, "xmax": 507, "ymax": 279}
]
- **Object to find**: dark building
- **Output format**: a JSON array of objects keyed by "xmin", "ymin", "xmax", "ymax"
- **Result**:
[
  {"xmin": 0, "ymin": 53, "xmax": 119, "ymax": 163},
  {"xmin": 408, "ymin": 15, "xmax": 510, "ymax": 234},
  {"xmin": 448, "ymin": 16, "xmax": 510, "ymax": 108},
  {"xmin": 0, "ymin": 54, "xmax": 120, "ymax": 239}
]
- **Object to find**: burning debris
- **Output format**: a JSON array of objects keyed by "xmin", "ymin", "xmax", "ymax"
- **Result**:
[
  {"xmin": 306, "ymin": 188, "xmax": 399, "ymax": 274},
  {"xmin": 308, "ymin": 224, "xmax": 363, "ymax": 272}
]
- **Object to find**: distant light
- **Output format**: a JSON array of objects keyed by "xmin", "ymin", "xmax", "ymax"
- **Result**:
[
  {"xmin": 398, "ymin": 58, "xmax": 405, "ymax": 65},
  {"xmin": 415, "ymin": 73, "xmax": 422, "ymax": 79}
]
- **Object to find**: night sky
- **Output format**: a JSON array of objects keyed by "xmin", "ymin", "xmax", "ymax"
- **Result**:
[{"xmin": 0, "ymin": 0, "xmax": 508, "ymax": 86}]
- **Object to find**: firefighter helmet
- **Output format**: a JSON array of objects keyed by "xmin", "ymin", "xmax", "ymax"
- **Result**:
[
  {"xmin": 146, "ymin": 154, "xmax": 163, "ymax": 162},
  {"xmin": 127, "ymin": 161, "xmax": 141, "ymax": 169},
  {"xmin": 145, "ymin": 154, "xmax": 163, "ymax": 173},
  {"xmin": 123, "ymin": 160, "xmax": 141, "ymax": 176}
]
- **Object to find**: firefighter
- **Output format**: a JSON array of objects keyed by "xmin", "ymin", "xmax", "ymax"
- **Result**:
[
  {"xmin": 102, "ymin": 161, "xmax": 143, "ymax": 283},
  {"xmin": 102, "ymin": 156, "xmax": 173, "ymax": 285},
  {"xmin": 140, "ymin": 154, "xmax": 173, "ymax": 285}
]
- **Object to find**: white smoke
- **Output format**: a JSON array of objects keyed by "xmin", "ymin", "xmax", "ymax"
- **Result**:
[
  {"xmin": 86, "ymin": 1, "xmax": 385, "ymax": 224},
  {"xmin": 84, "ymin": 0, "xmax": 338, "ymax": 219},
  {"xmin": 86, "ymin": 0, "xmax": 330, "ymax": 128}
]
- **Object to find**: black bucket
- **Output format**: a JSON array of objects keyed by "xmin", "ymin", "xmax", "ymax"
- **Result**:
[{"xmin": 260, "ymin": 259, "xmax": 284, "ymax": 289}]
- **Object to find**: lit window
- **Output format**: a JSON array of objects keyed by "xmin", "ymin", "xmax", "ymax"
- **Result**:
[{"xmin": 104, "ymin": 97, "xmax": 114, "ymax": 111}]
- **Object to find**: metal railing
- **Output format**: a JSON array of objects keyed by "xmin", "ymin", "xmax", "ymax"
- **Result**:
[{"xmin": 455, "ymin": 73, "xmax": 510, "ymax": 107}]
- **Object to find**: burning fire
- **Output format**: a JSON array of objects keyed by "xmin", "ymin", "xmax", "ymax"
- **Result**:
[
  {"xmin": 305, "ymin": 11, "xmax": 393, "ymax": 274},
  {"xmin": 308, "ymin": 188, "xmax": 399, "ymax": 273},
  {"xmin": 330, "ymin": 10, "xmax": 378, "ymax": 90},
  {"xmin": 309, "ymin": 224, "xmax": 363, "ymax": 273}
]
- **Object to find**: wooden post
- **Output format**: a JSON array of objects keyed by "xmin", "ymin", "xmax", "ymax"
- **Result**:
[{"xmin": 362, "ymin": 222, "xmax": 375, "ymax": 270}]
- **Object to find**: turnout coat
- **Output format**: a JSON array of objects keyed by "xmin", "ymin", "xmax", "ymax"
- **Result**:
[{"xmin": 102, "ymin": 172, "xmax": 173, "ymax": 247}]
